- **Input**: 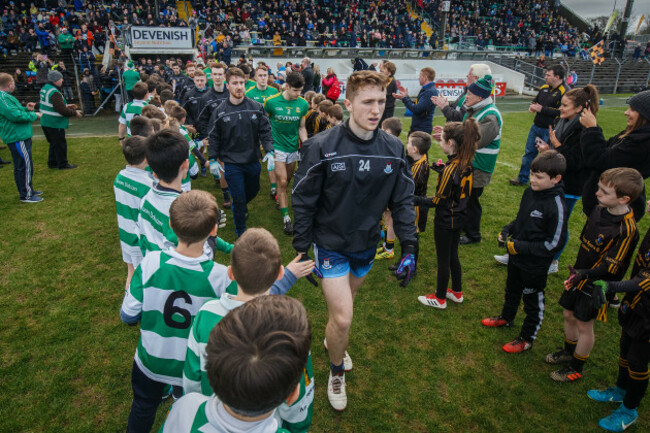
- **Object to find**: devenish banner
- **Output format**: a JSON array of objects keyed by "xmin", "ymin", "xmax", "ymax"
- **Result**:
[{"xmin": 131, "ymin": 27, "xmax": 193, "ymax": 49}]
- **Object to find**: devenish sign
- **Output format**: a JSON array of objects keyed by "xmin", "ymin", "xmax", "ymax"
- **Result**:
[
  {"xmin": 435, "ymin": 80, "xmax": 506, "ymax": 100},
  {"xmin": 131, "ymin": 27, "xmax": 193, "ymax": 49}
]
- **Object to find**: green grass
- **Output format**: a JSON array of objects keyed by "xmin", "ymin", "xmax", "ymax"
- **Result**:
[{"xmin": 1, "ymin": 107, "xmax": 649, "ymax": 432}]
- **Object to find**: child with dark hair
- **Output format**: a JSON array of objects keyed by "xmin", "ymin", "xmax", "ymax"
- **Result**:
[
  {"xmin": 113, "ymin": 136, "xmax": 153, "ymax": 290},
  {"xmin": 122, "ymin": 190, "xmax": 233, "ymax": 433},
  {"xmin": 137, "ymin": 130, "xmax": 232, "ymax": 257},
  {"xmin": 547, "ymin": 167, "xmax": 643, "ymax": 382},
  {"xmin": 163, "ymin": 296, "xmax": 311, "ymax": 432},
  {"xmin": 482, "ymin": 151, "xmax": 569, "ymax": 352},
  {"xmin": 182, "ymin": 228, "xmax": 315, "ymax": 432},
  {"xmin": 415, "ymin": 120, "xmax": 478, "ymax": 309}
]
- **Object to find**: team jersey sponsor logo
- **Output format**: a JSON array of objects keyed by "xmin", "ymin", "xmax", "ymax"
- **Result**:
[
  {"xmin": 324, "ymin": 152, "xmax": 337, "ymax": 157},
  {"xmin": 222, "ymin": 116, "xmax": 231, "ymax": 122},
  {"xmin": 384, "ymin": 162, "xmax": 393, "ymax": 174},
  {"xmin": 530, "ymin": 210, "xmax": 543, "ymax": 218},
  {"xmin": 331, "ymin": 162, "xmax": 346, "ymax": 172},
  {"xmin": 322, "ymin": 258, "xmax": 332, "ymax": 270}
]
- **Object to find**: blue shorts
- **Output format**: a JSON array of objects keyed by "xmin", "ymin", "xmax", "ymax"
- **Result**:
[{"xmin": 313, "ymin": 244, "xmax": 375, "ymax": 279}]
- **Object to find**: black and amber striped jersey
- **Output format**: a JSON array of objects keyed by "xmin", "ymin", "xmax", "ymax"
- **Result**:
[
  {"xmin": 305, "ymin": 109, "xmax": 326, "ymax": 138},
  {"xmin": 574, "ymin": 206, "xmax": 639, "ymax": 291},
  {"xmin": 610, "ymin": 227, "xmax": 650, "ymax": 319},
  {"xmin": 410, "ymin": 155, "xmax": 430, "ymax": 233},
  {"xmin": 414, "ymin": 155, "xmax": 471, "ymax": 230}
]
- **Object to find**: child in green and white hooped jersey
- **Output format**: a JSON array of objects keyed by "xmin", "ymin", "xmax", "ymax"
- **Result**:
[
  {"xmin": 161, "ymin": 284, "xmax": 312, "ymax": 433},
  {"xmin": 181, "ymin": 228, "xmax": 315, "ymax": 433},
  {"xmin": 137, "ymin": 130, "xmax": 232, "ymax": 259},
  {"xmin": 113, "ymin": 136, "xmax": 153, "ymax": 291},
  {"xmin": 121, "ymin": 189, "xmax": 236, "ymax": 433},
  {"xmin": 166, "ymin": 105, "xmax": 199, "ymax": 192}
]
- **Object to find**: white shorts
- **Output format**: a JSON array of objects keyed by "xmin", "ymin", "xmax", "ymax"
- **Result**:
[{"xmin": 274, "ymin": 149, "xmax": 301, "ymax": 164}]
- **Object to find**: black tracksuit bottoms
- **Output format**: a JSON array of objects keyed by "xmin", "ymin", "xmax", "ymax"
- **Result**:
[
  {"xmin": 434, "ymin": 225, "xmax": 462, "ymax": 299},
  {"xmin": 500, "ymin": 261, "xmax": 547, "ymax": 342},
  {"xmin": 42, "ymin": 126, "xmax": 69, "ymax": 169}
]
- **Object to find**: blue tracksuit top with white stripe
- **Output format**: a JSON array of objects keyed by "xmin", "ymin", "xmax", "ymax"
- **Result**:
[{"xmin": 502, "ymin": 183, "xmax": 568, "ymax": 274}]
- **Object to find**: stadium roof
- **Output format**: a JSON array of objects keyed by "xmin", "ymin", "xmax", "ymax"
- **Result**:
[{"xmin": 562, "ymin": 0, "xmax": 648, "ymax": 19}]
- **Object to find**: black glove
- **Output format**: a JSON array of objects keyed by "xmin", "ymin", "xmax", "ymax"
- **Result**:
[{"xmin": 566, "ymin": 266, "xmax": 589, "ymax": 287}]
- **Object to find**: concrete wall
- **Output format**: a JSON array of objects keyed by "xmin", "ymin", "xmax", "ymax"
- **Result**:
[{"xmin": 256, "ymin": 58, "xmax": 525, "ymax": 98}]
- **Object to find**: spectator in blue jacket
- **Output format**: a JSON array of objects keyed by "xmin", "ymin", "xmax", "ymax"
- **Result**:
[
  {"xmin": 34, "ymin": 23, "xmax": 50, "ymax": 56},
  {"xmin": 393, "ymin": 67, "xmax": 438, "ymax": 134}
]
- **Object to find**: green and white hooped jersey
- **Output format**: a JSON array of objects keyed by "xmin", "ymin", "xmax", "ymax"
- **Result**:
[
  {"xmin": 39, "ymin": 84, "xmax": 69, "ymax": 129},
  {"xmin": 179, "ymin": 125, "xmax": 199, "ymax": 192},
  {"xmin": 114, "ymin": 166, "xmax": 154, "ymax": 265},
  {"xmin": 183, "ymin": 294, "xmax": 314, "ymax": 433},
  {"xmin": 119, "ymin": 99, "xmax": 147, "ymax": 136},
  {"xmin": 121, "ymin": 248, "xmax": 231, "ymax": 386},
  {"xmin": 137, "ymin": 187, "xmax": 180, "ymax": 256},
  {"xmin": 159, "ymin": 393, "xmax": 290, "ymax": 433}
]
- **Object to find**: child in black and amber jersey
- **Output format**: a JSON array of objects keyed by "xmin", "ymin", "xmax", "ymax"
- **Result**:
[
  {"xmin": 546, "ymin": 167, "xmax": 643, "ymax": 383},
  {"xmin": 589, "ymin": 201, "xmax": 650, "ymax": 431},
  {"xmin": 415, "ymin": 118, "xmax": 480, "ymax": 310}
]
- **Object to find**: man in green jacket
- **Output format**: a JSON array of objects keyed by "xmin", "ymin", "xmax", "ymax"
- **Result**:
[
  {"xmin": 0, "ymin": 72, "xmax": 43, "ymax": 203},
  {"xmin": 58, "ymin": 27, "xmax": 75, "ymax": 59}
]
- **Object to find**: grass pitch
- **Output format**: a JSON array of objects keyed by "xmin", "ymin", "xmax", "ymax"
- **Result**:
[{"xmin": 1, "ymin": 106, "xmax": 649, "ymax": 432}]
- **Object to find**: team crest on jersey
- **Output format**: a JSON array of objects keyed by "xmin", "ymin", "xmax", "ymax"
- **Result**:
[
  {"xmin": 384, "ymin": 163, "xmax": 393, "ymax": 174},
  {"xmin": 645, "ymin": 250, "xmax": 650, "ymax": 260},
  {"xmin": 251, "ymin": 114, "xmax": 257, "ymax": 120},
  {"xmin": 596, "ymin": 234, "xmax": 605, "ymax": 245},
  {"xmin": 296, "ymin": 107, "xmax": 300, "ymax": 113},
  {"xmin": 322, "ymin": 259, "xmax": 332, "ymax": 270}
]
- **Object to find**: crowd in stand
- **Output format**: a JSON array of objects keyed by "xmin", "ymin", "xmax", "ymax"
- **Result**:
[{"xmin": 0, "ymin": 0, "xmax": 608, "ymax": 56}]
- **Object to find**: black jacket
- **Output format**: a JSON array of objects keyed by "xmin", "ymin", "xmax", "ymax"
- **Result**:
[
  {"xmin": 195, "ymin": 86, "xmax": 229, "ymax": 139},
  {"xmin": 292, "ymin": 122, "xmax": 417, "ymax": 253},
  {"xmin": 180, "ymin": 86, "xmax": 208, "ymax": 127},
  {"xmin": 554, "ymin": 122, "xmax": 586, "ymax": 196},
  {"xmin": 301, "ymin": 66, "xmax": 314, "ymax": 94},
  {"xmin": 503, "ymin": 184, "xmax": 568, "ymax": 273},
  {"xmin": 532, "ymin": 83, "xmax": 566, "ymax": 128},
  {"xmin": 581, "ymin": 125, "xmax": 650, "ymax": 220},
  {"xmin": 207, "ymin": 97, "xmax": 273, "ymax": 165}
]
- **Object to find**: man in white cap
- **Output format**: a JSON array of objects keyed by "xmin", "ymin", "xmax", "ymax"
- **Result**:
[{"xmin": 39, "ymin": 70, "xmax": 82, "ymax": 170}]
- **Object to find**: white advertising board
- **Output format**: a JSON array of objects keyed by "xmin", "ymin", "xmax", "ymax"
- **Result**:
[{"xmin": 131, "ymin": 27, "xmax": 193, "ymax": 50}]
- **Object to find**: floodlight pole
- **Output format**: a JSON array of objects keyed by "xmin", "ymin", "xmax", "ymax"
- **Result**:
[
  {"xmin": 439, "ymin": 1, "xmax": 450, "ymax": 49},
  {"xmin": 620, "ymin": 0, "xmax": 635, "ymax": 37}
]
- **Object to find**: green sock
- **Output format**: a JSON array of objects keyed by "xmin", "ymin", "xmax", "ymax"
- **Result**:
[
  {"xmin": 281, "ymin": 207, "xmax": 289, "ymax": 218},
  {"xmin": 271, "ymin": 183, "xmax": 277, "ymax": 191}
]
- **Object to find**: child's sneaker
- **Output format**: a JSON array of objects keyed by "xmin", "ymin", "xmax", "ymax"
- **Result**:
[
  {"xmin": 610, "ymin": 298, "xmax": 622, "ymax": 309},
  {"xmin": 548, "ymin": 261, "xmax": 559, "ymax": 274},
  {"xmin": 502, "ymin": 337, "xmax": 533, "ymax": 353},
  {"xmin": 494, "ymin": 253, "xmax": 509, "ymax": 265},
  {"xmin": 544, "ymin": 349, "xmax": 573, "ymax": 364},
  {"xmin": 446, "ymin": 288, "xmax": 464, "ymax": 303},
  {"xmin": 417, "ymin": 294, "xmax": 447, "ymax": 309},
  {"xmin": 550, "ymin": 365, "xmax": 583, "ymax": 382},
  {"xmin": 588, "ymin": 386, "xmax": 626, "ymax": 403},
  {"xmin": 375, "ymin": 246, "xmax": 394, "ymax": 260},
  {"xmin": 20, "ymin": 196, "xmax": 43, "ymax": 203},
  {"xmin": 598, "ymin": 403, "xmax": 638, "ymax": 432},
  {"xmin": 327, "ymin": 371, "xmax": 347, "ymax": 411},
  {"xmin": 323, "ymin": 339, "xmax": 353, "ymax": 372},
  {"xmin": 481, "ymin": 316, "xmax": 512, "ymax": 328}
]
